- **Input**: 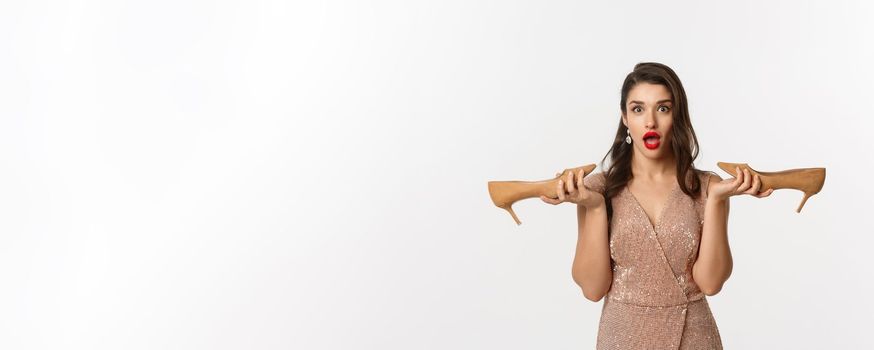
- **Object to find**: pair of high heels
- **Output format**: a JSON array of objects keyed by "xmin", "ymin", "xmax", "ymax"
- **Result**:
[{"xmin": 488, "ymin": 162, "xmax": 826, "ymax": 225}]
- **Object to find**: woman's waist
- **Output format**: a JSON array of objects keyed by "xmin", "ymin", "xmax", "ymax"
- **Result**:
[{"xmin": 605, "ymin": 290, "xmax": 706, "ymax": 308}]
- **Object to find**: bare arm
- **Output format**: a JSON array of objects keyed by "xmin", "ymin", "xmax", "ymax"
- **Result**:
[
  {"xmin": 571, "ymin": 202, "xmax": 613, "ymax": 302},
  {"xmin": 692, "ymin": 173, "xmax": 733, "ymax": 295},
  {"xmin": 542, "ymin": 171, "xmax": 613, "ymax": 302}
]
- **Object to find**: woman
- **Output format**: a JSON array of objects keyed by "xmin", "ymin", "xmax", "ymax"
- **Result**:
[{"xmin": 540, "ymin": 62, "xmax": 773, "ymax": 349}]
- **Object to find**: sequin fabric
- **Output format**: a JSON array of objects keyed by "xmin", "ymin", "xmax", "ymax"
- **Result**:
[{"xmin": 583, "ymin": 171, "xmax": 723, "ymax": 350}]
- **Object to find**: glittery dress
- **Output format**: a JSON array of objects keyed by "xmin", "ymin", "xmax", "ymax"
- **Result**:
[{"xmin": 583, "ymin": 171, "xmax": 723, "ymax": 350}]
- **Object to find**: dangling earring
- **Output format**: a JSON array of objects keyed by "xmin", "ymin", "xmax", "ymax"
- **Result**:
[{"xmin": 625, "ymin": 129, "xmax": 632, "ymax": 144}]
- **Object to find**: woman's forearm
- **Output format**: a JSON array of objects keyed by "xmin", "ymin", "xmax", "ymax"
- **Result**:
[
  {"xmin": 693, "ymin": 197, "xmax": 733, "ymax": 295},
  {"xmin": 571, "ymin": 202, "xmax": 613, "ymax": 301}
]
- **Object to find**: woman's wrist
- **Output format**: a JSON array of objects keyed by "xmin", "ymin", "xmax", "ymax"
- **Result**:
[
  {"xmin": 582, "ymin": 200, "xmax": 606, "ymax": 212},
  {"xmin": 706, "ymin": 195, "xmax": 727, "ymax": 207}
]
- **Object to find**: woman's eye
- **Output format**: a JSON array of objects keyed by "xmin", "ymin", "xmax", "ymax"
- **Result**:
[
  {"xmin": 659, "ymin": 106, "xmax": 671, "ymax": 112},
  {"xmin": 632, "ymin": 106, "xmax": 642, "ymax": 113}
]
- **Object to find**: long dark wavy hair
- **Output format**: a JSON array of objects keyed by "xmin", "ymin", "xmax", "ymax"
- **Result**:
[{"xmin": 596, "ymin": 62, "xmax": 711, "ymax": 221}]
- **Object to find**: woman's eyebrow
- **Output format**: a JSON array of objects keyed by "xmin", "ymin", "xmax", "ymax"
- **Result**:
[{"xmin": 629, "ymin": 99, "xmax": 673, "ymax": 105}]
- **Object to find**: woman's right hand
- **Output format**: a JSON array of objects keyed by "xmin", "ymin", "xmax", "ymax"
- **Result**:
[{"xmin": 540, "ymin": 168, "xmax": 605, "ymax": 209}]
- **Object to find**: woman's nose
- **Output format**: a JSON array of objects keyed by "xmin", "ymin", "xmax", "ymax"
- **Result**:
[{"xmin": 645, "ymin": 112, "xmax": 657, "ymax": 128}]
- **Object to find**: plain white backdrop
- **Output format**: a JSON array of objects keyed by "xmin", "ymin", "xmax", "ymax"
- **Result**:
[{"xmin": 0, "ymin": 0, "xmax": 871, "ymax": 349}]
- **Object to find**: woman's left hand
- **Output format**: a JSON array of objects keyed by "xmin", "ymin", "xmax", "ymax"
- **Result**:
[{"xmin": 709, "ymin": 167, "xmax": 775, "ymax": 201}]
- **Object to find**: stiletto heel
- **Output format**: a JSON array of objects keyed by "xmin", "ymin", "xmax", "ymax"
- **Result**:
[
  {"xmin": 716, "ymin": 162, "xmax": 826, "ymax": 213},
  {"xmin": 488, "ymin": 163, "xmax": 598, "ymax": 225},
  {"xmin": 797, "ymin": 191, "xmax": 814, "ymax": 213}
]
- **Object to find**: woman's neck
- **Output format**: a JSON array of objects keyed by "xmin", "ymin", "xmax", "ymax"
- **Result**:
[{"xmin": 630, "ymin": 152, "xmax": 677, "ymax": 181}]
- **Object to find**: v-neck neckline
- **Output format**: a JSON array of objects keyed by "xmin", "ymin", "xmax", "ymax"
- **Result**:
[{"xmin": 625, "ymin": 179, "xmax": 679, "ymax": 232}]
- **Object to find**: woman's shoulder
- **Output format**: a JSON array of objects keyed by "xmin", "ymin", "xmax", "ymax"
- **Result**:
[
  {"xmin": 696, "ymin": 169, "xmax": 721, "ymax": 182},
  {"xmin": 583, "ymin": 170, "xmax": 607, "ymax": 194},
  {"xmin": 693, "ymin": 169, "xmax": 723, "ymax": 199}
]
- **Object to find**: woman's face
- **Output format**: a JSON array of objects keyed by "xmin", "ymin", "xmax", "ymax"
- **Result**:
[{"xmin": 622, "ymin": 82, "xmax": 675, "ymax": 160}]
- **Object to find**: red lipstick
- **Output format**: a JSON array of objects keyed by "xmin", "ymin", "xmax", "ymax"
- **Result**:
[{"xmin": 643, "ymin": 131, "xmax": 661, "ymax": 150}]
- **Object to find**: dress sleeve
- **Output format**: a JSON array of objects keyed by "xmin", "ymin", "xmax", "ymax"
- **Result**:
[
  {"xmin": 583, "ymin": 171, "xmax": 607, "ymax": 196},
  {"xmin": 702, "ymin": 171, "xmax": 711, "ymax": 200},
  {"xmin": 697, "ymin": 171, "xmax": 717, "ymax": 224},
  {"xmin": 702, "ymin": 170, "xmax": 718, "ymax": 200}
]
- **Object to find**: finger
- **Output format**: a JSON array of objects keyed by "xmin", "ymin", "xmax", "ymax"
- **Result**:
[
  {"xmin": 577, "ymin": 169, "xmax": 585, "ymax": 191},
  {"xmin": 541, "ymin": 195, "xmax": 558, "ymax": 205},
  {"xmin": 566, "ymin": 171, "xmax": 575, "ymax": 194},
  {"xmin": 728, "ymin": 167, "xmax": 742, "ymax": 195},
  {"xmin": 547, "ymin": 195, "xmax": 561, "ymax": 205},
  {"xmin": 740, "ymin": 168, "xmax": 752, "ymax": 192},
  {"xmin": 756, "ymin": 186, "xmax": 774, "ymax": 197},
  {"xmin": 557, "ymin": 179, "xmax": 566, "ymax": 201},
  {"xmin": 745, "ymin": 172, "xmax": 760, "ymax": 195}
]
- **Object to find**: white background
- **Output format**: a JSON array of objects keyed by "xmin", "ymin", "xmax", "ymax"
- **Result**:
[{"xmin": 1, "ymin": 0, "xmax": 871, "ymax": 349}]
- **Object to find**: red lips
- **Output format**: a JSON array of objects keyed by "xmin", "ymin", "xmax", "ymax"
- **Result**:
[{"xmin": 643, "ymin": 131, "xmax": 661, "ymax": 150}]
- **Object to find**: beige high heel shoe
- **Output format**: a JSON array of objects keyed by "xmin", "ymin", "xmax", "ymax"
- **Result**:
[
  {"xmin": 488, "ymin": 163, "xmax": 597, "ymax": 225},
  {"xmin": 716, "ymin": 162, "xmax": 826, "ymax": 213}
]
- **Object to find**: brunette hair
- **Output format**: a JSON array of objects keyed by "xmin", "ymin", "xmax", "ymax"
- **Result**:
[{"xmin": 596, "ymin": 62, "xmax": 711, "ymax": 220}]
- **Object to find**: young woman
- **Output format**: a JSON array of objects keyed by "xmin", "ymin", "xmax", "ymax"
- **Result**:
[{"xmin": 540, "ymin": 62, "xmax": 773, "ymax": 349}]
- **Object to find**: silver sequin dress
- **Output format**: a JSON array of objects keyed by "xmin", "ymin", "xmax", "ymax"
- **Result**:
[{"xmin": 583, "ymin": 170, "xmax": 723, "ymax": 350}]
